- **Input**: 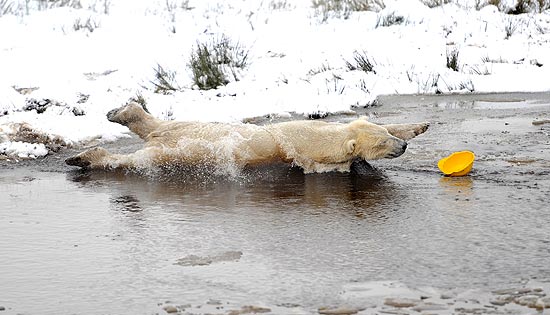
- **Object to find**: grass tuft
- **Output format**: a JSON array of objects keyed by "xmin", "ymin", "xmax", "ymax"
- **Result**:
[
  {"xmin": 189, "ymin": 35, "xmax": 249, "ymax": 90},
  {"xmin": 468, "ymin": 65, "xmax": 491, "ymax": 75},
  {"xmin": 73, "ymin": 17, "xmax": 100, "ymax": 32},
  {"xmin": 0, "ymin": 0, "xmax": 14, "ymax": 16},
  {"xmin": 269, "ymin": 0, "xmax": 291, "ymax": 10},
  {"xmin": 37, "ymin": 0, "xmax": 82, "ymax": 10},
  {"xmin": 446, "ymin": 48, "xmax": 460, "ymax": 71},
  {"xmin": 128, "ymin": 91, "xmax": 149, "ymax": 113},
  {"xmin": 504, "ymin": 17, "xmax": 519, "ymax": 39},
  {"xmin": 151, "ymin": 64, "xmax": 179, "ymax": 94},
  {"xmin": 421, "ymin": 0, "xmax": 450, "ymax": 8},
  {"xmin": 345, "ymin": 51, "xmax": 376, "ymax": 74},
  {"xmin": 308, "ymin": 63, "xmax": 333, "ymax": 76},
  {"xmin": 312, "ymin": 0, "xmax": 385, "ymax": 22},
  {"xmin": 375, "ymin": 11, "xmax": 407, "ymax": 28}
]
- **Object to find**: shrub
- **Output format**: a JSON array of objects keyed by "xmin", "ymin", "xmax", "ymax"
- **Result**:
[
  {"xmin": 151, "ymin": 64, "xmax": 179, "ymax": 94},
  {"xmin": 534, "ymin": 0, "xmax": 550, "ymax": 12},
  {"xmin": 446, "ymin": 48, "xmax": 459, "ymax": 71},
  {"xmin": 505, "ymin": 0, "xmax": 549, "ymax": 13},
  {"xmin": 189, "ymin": 35, "xmax": 249, "ymax": 90},
  {"xmin": 345, "ymin": 51, "xmax": 376, "ymax": 74},
  {"xmin": 488, "ymin": 0, "xmax": 504, "ymax": 10},
  {"xmin": 189, "ymin": 43, "xmax": 229, "ymax": 90}
]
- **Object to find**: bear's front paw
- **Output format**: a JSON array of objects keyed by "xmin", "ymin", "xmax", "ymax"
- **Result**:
[
  {"xmin": 65, "ymin": 155, "xmax": 91, "ymax": 168},
  {"xmin": 65, "ymin": 147, "xmax": 109, "ymax": 168}
]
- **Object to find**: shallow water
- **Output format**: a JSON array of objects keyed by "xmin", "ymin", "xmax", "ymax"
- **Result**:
[
  {"xmin": 2, "ymin": 92, "xmax": 550, "ymax": 315},
  {"xmin": 1, "ymin": 165, "xmax": 549, "ymax": 315}
]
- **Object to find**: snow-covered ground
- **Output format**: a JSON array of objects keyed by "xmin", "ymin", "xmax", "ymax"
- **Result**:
[{"xmin": 1, "ymin": 0, "xmax": 550, "ymax": 158}]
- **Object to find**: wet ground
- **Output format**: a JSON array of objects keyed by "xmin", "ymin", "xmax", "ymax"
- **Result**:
[{"xmin": 1, "ymin": 92, "xmax": 550, "ymax": 315}]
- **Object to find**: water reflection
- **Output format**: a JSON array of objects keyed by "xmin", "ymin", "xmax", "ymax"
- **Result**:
[
  {"xmin": 439, "ymin": 176, "xmax": 473, "ymax": 195},
  {"xmin": 431, "ymin": 101, "xmax": 475, "ymax": 109},
  {"xmin": 110, "ymin": 195, "xmax": 142, "ymax": 212},
  {"xmin": 66, "ymin": 161, "xmax": 398, "ymax": 223}
]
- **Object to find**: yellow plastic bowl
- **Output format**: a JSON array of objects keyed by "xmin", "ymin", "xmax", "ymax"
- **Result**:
[{"xmin": 438, "ymin": 151, "xmax": 475, "ymax": 177}]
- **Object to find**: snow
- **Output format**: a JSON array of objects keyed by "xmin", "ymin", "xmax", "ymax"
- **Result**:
[{"xmin": 1, "ymin": 0, "xmax": 549, "ymax": 158}]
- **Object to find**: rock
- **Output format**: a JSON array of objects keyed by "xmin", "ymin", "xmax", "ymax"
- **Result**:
[
  {"xmin": 318, "ymin": 306, "xmax": 364, "ymax": 315},
  {"xmin": 163, "ymin": 305, "xmax": 178, "ymax": 313},
  {"xmin": 228, "ymin": 305, "xmax": 271, "ymax": 315},
  {"xmin": 454, "ymin": 307, "xmax": 490, "ymax": 314},
  {"xmin": 440, "ymin": 292, "xmax": 456, "ymax": 299},
  {"xmin": 384, "ymin": 298, "xmax": 421, "ymax": 308},
  {"xmin": 175, "ymin": 251, "xmax": 242, "ymax": 267},
  {"xmin": 490, "ymin": 294, "xmax": 514, "ymax": 306},
  {"xmin": 379, "ymin": 309, "xmax": 409, "ymax": 315},
  {"xmin": 411, "ymin": 303, "xmax": 448, "ymax": 312},
  {"xmin": 492, "ymin": 287, "xmax": 531, "ymax": 295},
  {"xmin": 489, "ymin": 300, "xmax": 507, "ymax": 306},
  {"xmin": 536, "ymin": 297, "xmax": 550, "ymax": 309},
  {"xmin": 515, "ymin": 295, "xmax": 540, "ymax": 308},
  {"xmin": 278, "ymin": 303, "xmax": 301, "ymax": 308}
]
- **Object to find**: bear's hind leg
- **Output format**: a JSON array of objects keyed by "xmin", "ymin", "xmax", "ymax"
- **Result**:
[
  {"xmin": 106, "ymin": 102, "xmax": 162, "ymax": 139},
  {"xmin": 382, "ymin": 122, "xmax": 429, "ymax": 141}
]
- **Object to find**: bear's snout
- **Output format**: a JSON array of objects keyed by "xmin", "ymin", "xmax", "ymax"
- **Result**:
[{"xmin": 387, "ymin": 139, "xmax": 408, "ymax": 158}]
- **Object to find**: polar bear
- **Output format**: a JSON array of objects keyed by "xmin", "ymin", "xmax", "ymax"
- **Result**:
[{"xmin": 66, "ymin": 103, "xmax": 429, "ymax": 173}]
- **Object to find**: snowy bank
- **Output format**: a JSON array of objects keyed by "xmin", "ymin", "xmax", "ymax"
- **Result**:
[{"xmin": 1, "ymin": 0, "xmax": 550, "ymax": 158}]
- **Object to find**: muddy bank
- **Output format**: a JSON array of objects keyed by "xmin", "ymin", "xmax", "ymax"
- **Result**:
[{"xmin": 1, "ymin": 92, "xmax": 550, "ymax": 315}]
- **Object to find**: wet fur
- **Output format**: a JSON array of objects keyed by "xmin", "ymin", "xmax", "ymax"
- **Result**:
[{"xmin": 66, "ymin": 103, "xmax": 429, "ymax": 173}]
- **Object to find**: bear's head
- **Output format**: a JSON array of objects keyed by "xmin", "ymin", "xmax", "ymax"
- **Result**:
[{"xmin": 345, "ymin": 119, "xmax": 408, "ymax": 160}]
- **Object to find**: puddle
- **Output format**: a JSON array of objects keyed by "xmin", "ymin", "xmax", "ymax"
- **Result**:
[
  {"xmin": 2, "ymin": 92, "xmax": 550, "ymax": 314},
  {"xmin": 430, "ymin": 100, "xmax": 549, "ymax": 110},
  {"xmin": 473, "ymin": 100, "xmax": 549, "ymax": 109},
  {"xmin": 460, "ymin": 117, "xmax": 540, "ymax": 134},
  {"xmin": 1, "ymin": 167, "xmax": 549, "ymax": 314}
]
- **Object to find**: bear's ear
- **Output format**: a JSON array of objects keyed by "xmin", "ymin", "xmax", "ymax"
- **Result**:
[{"xmin": 346, "ymin": 139, "xmax": 356, "ymax": 154}]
